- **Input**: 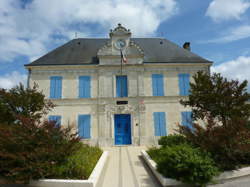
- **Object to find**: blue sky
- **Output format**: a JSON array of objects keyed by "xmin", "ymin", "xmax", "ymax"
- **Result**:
[{"xmin": 0, "ymin": 0, "xmax": 250, "ymax": 90}]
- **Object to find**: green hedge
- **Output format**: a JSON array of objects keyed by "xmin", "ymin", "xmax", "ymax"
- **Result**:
[
  {"xmin": 158, "ymin": 134, "xmax": 190, "ymax": 147},
  {"xmin": 52, "ymin": 143, "xmax": 102, "ymax": 179},
  {"xmin": 148, "ymin": 136, "xmax": 219, "ymax": 186}
]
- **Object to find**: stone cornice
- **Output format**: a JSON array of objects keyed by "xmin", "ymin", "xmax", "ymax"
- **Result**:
[
  {"xmin": 47, "ymin": 96, "xmax": 187, "ymax": 106},
  {"xmin": 30, "ymin": 65, "xmax": 207, "ymax": 75}
]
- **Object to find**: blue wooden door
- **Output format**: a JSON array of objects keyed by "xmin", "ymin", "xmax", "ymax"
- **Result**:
[{"xmin": 114, "ymin": 114, "xmax": 131, "ymax": 145}]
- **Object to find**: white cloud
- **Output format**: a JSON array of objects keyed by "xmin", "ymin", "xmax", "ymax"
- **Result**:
[
  {"xmin": 0, "ymin": 0, "xmax": 178, "ymax": 62},
  {"xmin": 206, "ymin": 0, "xmax": 250, "ymax": 22},
  {"xmin": 211, "ymin": 56, "xmax": 250, "ymax": 91},
  {"xmin": 0, "ymin": 71, "xmax": 27, "ymax": 89},
  {"xmin": 205, "ymin": 24, "xmax": 250, "ymax": 43}
]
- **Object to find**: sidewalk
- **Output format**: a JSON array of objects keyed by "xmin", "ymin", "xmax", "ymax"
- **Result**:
[{"xmin": 98, "ymin": 146, "xmax": 161, "ymax": 187}]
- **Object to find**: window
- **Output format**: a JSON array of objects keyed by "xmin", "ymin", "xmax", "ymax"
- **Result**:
[
  {"xmin": 116, "ymin": 75, "xmax": 128, "ymax": 97},
  {"xmin": 152, "ymin": 74, "xmax": 164, "ymax": 96},
  {"xmin": 78, "ymin": 115, "xmax": 91, "ymax": 139},
  {"xmin": 178, "ymin": 73, "xmax": 190, "ymax": 96},
  {"xmin": 50, "ymin": 76, "xmax": 62, "ymax": 99},
  {"xmin": 48, "ymin": 115, "xmax": 61, "ymax": 127},
  {"xmin": 79, "ymin": 76, "xmax": 91, "ymax": 98},
  {"xmin": 181, "ymin": 111, "xmax": 193, "ymax": 128},
  {"xmin": 153, "ymin": 112, "xmax": 167, "ymax": 136}
]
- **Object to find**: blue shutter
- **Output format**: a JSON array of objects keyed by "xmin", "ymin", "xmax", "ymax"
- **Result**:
[
  {"xmin": 48, "ymin": 115, "xmax": 61, "ymax": 127},
  {"xmin": 152, "ymin": 74, "xmax": 164, "ymax": 96},
  {"xmin": 116, "ymin": 76, "xmax": 128, "ymax": 97},
  {"xmin": 179, "ymin": 74, "xmax": 190, "ymax": 96},
  {"xmin": 57, "ymin": 77, "xmax": 62, "ymax": 98},
  {"xmin": 184, "ymin": 74, "xmax": 190, "ymax": 96},
  {"xmin": 78, "ymin": 115, "xmax": 91, "ymax": 139},
  {"xmin": 181, "ymin": 111, "xmax": 192, "ymax": 128},
  {"xmin": 79, "ymin": 76, "xmax": 91, "ymax": 98},
  {"xmin": 159, "ymin": 112, "xmax": 167, "ymax": 136},
  {"xmin": 157, "ymin": 74, "xmax": 164, "ymax": 96},
  {"xmin": 154, "ymin": 112, "xmax": 166, "ymax": 136},
  {"xmin": 153, "ymin": 112, "xmax": 160, "ymax": 136},
  {"xmin": 50, "ymin": 76, "xmax": 62, "ymax": 99}
]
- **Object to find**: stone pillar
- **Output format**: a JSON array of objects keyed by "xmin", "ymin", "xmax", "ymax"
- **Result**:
[
  {"xmin": 138, "ymin": 103, "xmax": 147, "ymax": 145},
  {"xmin": 138, "ymin": 71, "xmax": 145, "ymax": 96},
  {"xmin": 98, "ymin": 74, "xmax": 105, "ymax": 98},
  {"xmin": 97, "ymin": 104, "xmax": 108, "ymax": 146},
  {"xmin": 128, "ymin": 72, "xmax": 138, "ymax": 97}
]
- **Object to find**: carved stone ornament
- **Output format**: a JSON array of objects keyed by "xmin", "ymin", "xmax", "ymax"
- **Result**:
[
  {"xmin": 98, "ymin": 104, "xmax": 106, "ymax": 113},
  {"xmin": 109, "ymin": 23, "xmax": 131, "ymax": 37},
  {"xmin": 104, "ymin": 104, "xmax": 139, "ymax": 114},
  {"xmin": 138, "ymin": 103, "xmax": 146, "ymax": 112}
]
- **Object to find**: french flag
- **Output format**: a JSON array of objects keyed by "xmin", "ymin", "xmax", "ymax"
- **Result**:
[{"xmin": 120, "ymin": 50, "xmax": 127, "ymax": 64}]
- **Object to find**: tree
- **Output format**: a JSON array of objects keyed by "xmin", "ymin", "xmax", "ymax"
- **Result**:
[
  {"xmin": 0, "ymin": 83, "xmax": 54, "ymax": 124},
  {"xmin": 180, "ymin": 71, "xmax": 250, "ymax": 125},
  {"xmin": 0, "ymin": 84, "xmax": 80, "ymax": 183},
  {"xmin": 179, "ymin": 71, "xmax": 250, "ymax": 170}
]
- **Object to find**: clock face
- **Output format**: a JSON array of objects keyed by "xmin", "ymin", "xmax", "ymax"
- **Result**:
[{"xmin": 115, "ymin": 39, "xmax": 126, "ymax": 49}]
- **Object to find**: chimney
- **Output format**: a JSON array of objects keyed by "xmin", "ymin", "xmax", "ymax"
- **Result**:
[{"xmin": 183, "ymin": 42, "xmax": 191, "ymax": 51}]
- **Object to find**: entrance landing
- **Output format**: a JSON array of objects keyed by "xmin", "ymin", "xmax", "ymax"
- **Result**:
[{"xmin": 98, "ymin": 146, "xmax": 161, "ymax": 187}]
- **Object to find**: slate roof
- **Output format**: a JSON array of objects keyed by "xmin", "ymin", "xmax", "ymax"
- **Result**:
[{"xmin": 25, "ymin": 38, "xmax": 212, "ymax": 66}]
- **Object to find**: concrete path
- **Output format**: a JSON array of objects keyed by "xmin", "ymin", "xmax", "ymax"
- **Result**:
[
  {"xmin": 98, "ymin": 146, "xmax": 161, "ymax": 187},
  {"xmin": 98, "ymin": 146, "xmax": 250, "ymax": 187}
]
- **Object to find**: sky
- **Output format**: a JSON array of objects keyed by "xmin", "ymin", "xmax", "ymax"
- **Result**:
[{"xmin": 0, "ymin": 0, "xmax": 250, "ymax": 91}]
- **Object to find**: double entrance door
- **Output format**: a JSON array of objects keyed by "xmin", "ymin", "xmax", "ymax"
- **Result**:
[{"xmin": 114, "ymin": 114, "xmax": 131, "ymax": 145}]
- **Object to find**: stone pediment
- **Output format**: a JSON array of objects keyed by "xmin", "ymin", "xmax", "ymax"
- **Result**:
[
  {"xmin": 97, "ymin": 40, "xmax": 144, "ymax": 57},
  {"xmin": 98, "ymin": 24, "xmax": 144, "ymax": 65},
  {"xmin": 109, "ymin": 23, "xmax": 131, "ymax": 37}
]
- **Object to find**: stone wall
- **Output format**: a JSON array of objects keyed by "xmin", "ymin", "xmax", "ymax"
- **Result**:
[{"xmin": 28, "ymin": 63, "xmax": 209, "ymax": 146}]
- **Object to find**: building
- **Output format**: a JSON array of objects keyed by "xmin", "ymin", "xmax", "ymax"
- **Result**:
[{"xmin": 25, "ymin": 24, "xmax": 212, "ymax": 146}]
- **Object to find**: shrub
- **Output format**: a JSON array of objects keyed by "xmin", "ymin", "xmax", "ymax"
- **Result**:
[
  {"xmin": 52, "ymin": 143, "xmax": 102, "ymax": 179},
  {"xmin": 158, "ymin": 134, "xmax": 189, "ymax": 147},
  {"xmin": 155, "ymin": 144, "xmax": 219, "ymax": 186},
  {"xmin": 179, "ymin": 117, "xmax": 250, "ymax": 170},
  {"xmin": 147, "ymin": 147, "xmax": 162, "ymax": 163},
  {"xmin": 0, "ymin": 118, "xmax": 80, "ymax": 183}
]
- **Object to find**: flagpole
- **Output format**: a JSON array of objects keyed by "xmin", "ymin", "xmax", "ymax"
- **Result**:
[
  {"xmin": 120, "ymin": 49, "xmax": 123, "ymax": 97},
  {"xmin": 120, "ymin": 49, "xmax": 123, "ymax": 75}
]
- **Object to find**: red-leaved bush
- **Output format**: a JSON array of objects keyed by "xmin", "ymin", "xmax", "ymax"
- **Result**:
[
  {"xmin": 178, "ymin": 116, "xmax": 250, "ymax": 170},
  {"xmin": 0, "ymin": 117, "xmax": 80, "ymax": 183}
]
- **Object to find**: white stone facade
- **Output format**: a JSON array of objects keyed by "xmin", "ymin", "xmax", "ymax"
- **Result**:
[{"xmin": 26, "ymin": 24, "xmax": 212, "ymax": 146}]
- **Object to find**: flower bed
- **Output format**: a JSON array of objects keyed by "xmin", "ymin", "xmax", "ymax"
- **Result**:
[
  {"xmin": 141, "ymin": 150, "xmax": 250, "ymax": 187},
  {"xmin": 29, "ymin": 151, "xmax": 108, "ymax": 187}
]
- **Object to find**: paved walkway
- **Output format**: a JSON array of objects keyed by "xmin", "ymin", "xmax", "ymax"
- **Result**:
[
  {"xmin": 98, "ymin": 146, "xmax": 250, "ymax": 187},
  {"xmin": 98, "ymin": 146, "xmax": 161, "ymax": 187}
]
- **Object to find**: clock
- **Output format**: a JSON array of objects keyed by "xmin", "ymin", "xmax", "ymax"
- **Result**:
[{"xmin": 115, "ymin": 39, "xmax": 126, "ymax": 49}]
